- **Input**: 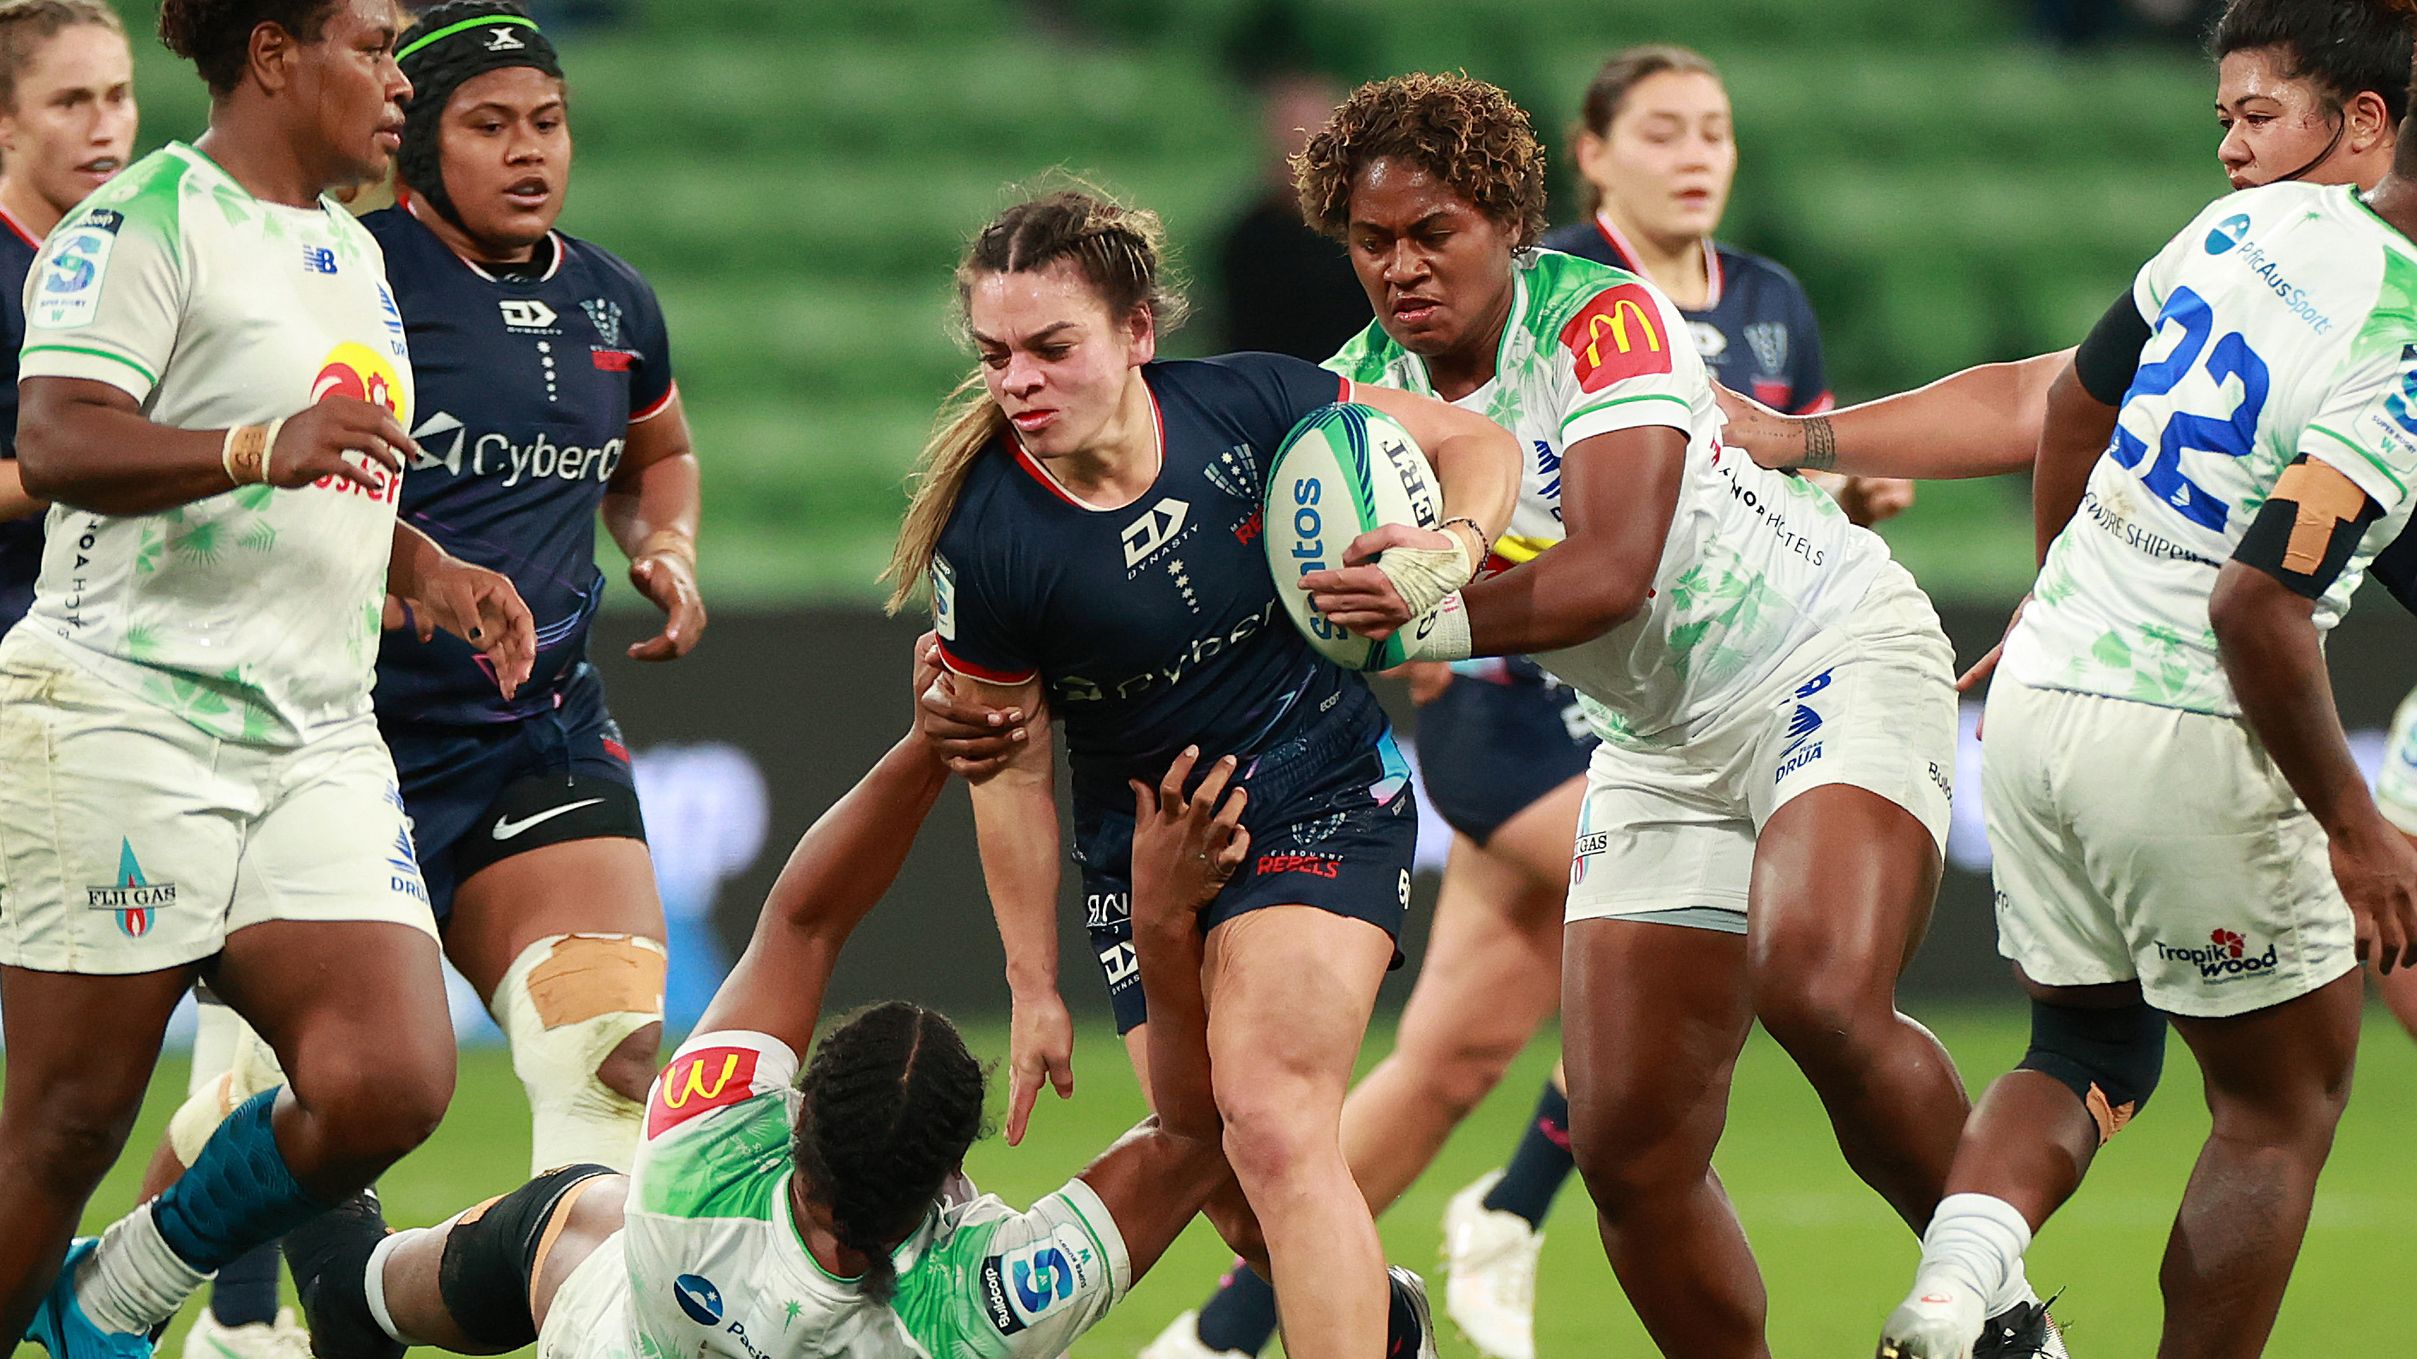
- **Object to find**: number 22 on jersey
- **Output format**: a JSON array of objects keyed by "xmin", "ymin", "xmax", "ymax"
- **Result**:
[{"xmin": 2111, "ymin": 285, "xmax": 2271, "ymax": 532}]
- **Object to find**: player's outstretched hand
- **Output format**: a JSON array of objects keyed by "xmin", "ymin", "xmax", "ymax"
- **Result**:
[
  {"xmin": 1711, "ymin": 381, "xmax": 1802, "ymax": 470},
  {"xmin": 268, "ymin": 395, "xmax": 417, "ymax": 494},
  {"xmin": 1130, "ymin": 747, "xmax": 1250, "ymax": 928},
  {"xmin": 1301, "ymin": 524, "xmax": 1473, "ymax": 640},
  {"xmin": 911, "ymin": 633, "xmax": 1029, "ymax": 779},
  {"xmin": 1004, "ymin": 988, "xmax": 1075, "ymax": 1147},
  {"xmin": 2333, "ymin": 818, "xmax": 2417, "ymax": 973},
  {"xmin": 627, "ymin": 547, "xmax": 706, "ymax": 661},
  {"xmin": 407, "ymin": 557, "xmax": 536, "ymax": 699},
  {"xmin": 1958, "ymin": 596, "xmax": 2029, "ymax": 731},
  {"xmin": 1836, "ymin": 475, "xmax": 1917, "ymax": 527}
]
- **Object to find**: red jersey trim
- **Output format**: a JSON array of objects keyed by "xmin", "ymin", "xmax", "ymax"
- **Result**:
[
  {"xmin": 630, "ymin": 380, "xmax": 679, "ymax": 424},
  {"xmin": 1005, "ymin": 383, "xmax": 1166, "ymax": 512},
  {"xmin": 936, "ymin": 640, "xmax": 1037, "ymax": 688},
  {"xmin": 0, "ymin": 204, "xmax": 40, "ymax": 251},
  {"xmin": 1591, "ymin": 212, "xmax": 1722, "ymax": 309}
]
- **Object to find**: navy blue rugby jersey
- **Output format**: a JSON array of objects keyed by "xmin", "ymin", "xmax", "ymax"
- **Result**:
[
  {"xmin": 364, "ymin": 204, "xmax": 675, "ymax": 725},
  {"xmin": 933, "ymin": 352, "xmax": 1387, "ymax": 806},
  {"xmin": 1541, "ymin": 213, "xmax": 1831, "ymax": 415},
  {"xmin": 0, "ymin": 205, "xmax": 44, "ymax": 632}
]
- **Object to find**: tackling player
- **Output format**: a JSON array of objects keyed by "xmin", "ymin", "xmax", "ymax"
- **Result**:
[
  {"xmin": 0, "ymin": 0, "xmax": 134, "ymax": 636},
  {"xmin": 273, "ymin": 651, "xmax": 1439, "ymax": 1359},
  {"xmin": 1874, "ymin": 87, "xmax": 2417, "ymax": 1359},
  {"xmin": 1291, "ymin": 74, "xmax": 2059, "ymax": 1359},
  {"xmin": 0, "ymin": 1, "xmax": 536, "ymax": 1353},
  {"xmin": 882, "ymin": 186, "xmax": 1518, "ymax": 1359}
]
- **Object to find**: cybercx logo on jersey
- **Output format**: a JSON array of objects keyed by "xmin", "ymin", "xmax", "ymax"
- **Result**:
[
  {"xmin": 407, "ymin": 410, "xmax": 625, "ymax": 488},
  {"xmin": 978, "ymin": 1227, "xmax": 1099, "ymax": 1336}
]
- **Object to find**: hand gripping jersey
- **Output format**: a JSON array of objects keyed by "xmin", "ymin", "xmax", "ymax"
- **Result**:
[
  {"xmin": 931, "ymin": 353, "xmax": 1385, "ymax": 810},
  {"xmin": 11, "ymin": 142, "xmax": 412, "ymax": 745},
  {"xmin": 1540, "ymin": 216, "xmax": 1833, "ymax": 414},
  {"xmin": 362, "ymin": 205, "xmax": 676, "ymax": 724},
  {"xmin": 2009, "ymin": 183, "xmax": 2417, "ymax": 714},
  {"xmin": 539, "ymin": 1031, "xmax": 1131, "ymax": 1358},
  {"xmin": 1326, "ymin": 249, "xmax": 1892, "ymax": 747},
  {"xmin": 0, "ymin": 205, "xmax": 42, "ymax": 633}
]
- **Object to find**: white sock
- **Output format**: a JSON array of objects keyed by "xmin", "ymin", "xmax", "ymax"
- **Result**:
[
  {"xmin": 74, "ymin": 1203, "xmax": 210, "ymax": 1335},
  {"xmin": 364, "ymin": 1228, "xmax": 427, "ymax": 1345},
  {"xmin": 1911, "ymin": 1193, "xmax": 2033, "ymax": 1317}
]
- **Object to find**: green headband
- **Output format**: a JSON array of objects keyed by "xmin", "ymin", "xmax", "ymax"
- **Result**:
[{"xmin": 396, "ymin": 14, "xmax": 542, "ymax": 65}]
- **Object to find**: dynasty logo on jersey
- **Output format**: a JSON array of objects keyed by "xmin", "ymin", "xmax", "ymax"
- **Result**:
[{"xmin": 1559, "ymin": 282, "xmax": 1671, "ymax": 391}]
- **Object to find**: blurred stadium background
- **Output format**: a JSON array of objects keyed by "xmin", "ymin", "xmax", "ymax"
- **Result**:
[{"xmin": 19, "ymin": 1, "xmax": 2417, "ymax": 1354}]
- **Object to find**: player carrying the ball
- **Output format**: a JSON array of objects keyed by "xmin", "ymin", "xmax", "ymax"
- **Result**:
[
  {"xmin": 882, "ymin": 186, "xmax": 1517, "ymax": 1359},
  {"xmin": 1293, "ymin": 74, "xmax": 2061, "ymax": 1358}
]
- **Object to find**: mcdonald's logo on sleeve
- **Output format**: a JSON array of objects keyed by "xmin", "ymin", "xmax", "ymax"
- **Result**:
[
  {"xmin": 646, "ymin": 1044, "xmax": 761, "ymax": 1138},
  {"xmin": 1558, "ymin": 284, "xmax": 1674, "ymax": 392}
]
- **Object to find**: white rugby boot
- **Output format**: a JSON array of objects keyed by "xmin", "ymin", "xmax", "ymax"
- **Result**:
[
  {"xmin": 1877, "ymin": 1281, "xmax": 1987, "ymax": 1359},
  {"xmin": 181, "ymin": 1306, "xmax": 314, "ymax": 1359},
  {"xmin": 1439, "ymin": 1171, "xmax": 1540, "ymax": 1359},
  {"xmin": 1138, "ymin": 1310, "xmax": 1253, "ymax": 1359}
]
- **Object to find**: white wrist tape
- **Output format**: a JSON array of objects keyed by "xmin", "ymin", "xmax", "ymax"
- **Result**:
[
  {"xmin": 220, "ymin": 417, "xmax": 287, "ymax": 486},
  {"xmin": 1402, "ymin": 590, "xmax": 1474, "ymax": 662},
  {"xmin": 1374, "ymin": 538, "xmax": 1477, "ymax": 621}
]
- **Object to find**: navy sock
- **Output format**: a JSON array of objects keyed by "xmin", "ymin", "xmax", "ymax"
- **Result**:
[
  {"xmin": 155, "ymin": 1089, "xmax": 329, "ymax": 1273},
  {"xmin": 1480, "ymin": 1078, "xmax": 1574, "ymax": 1229},
  {"xmin": 209, "ymin": 1242, "xmax": 283, "ymax": 1328},
  {"xmin": 1193, "ymin": 1260, "xmax": 1278, "ymax": 1355}
]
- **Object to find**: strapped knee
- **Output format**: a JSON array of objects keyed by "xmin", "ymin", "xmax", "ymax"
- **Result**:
[
  {"xmin": 2017, "ymin": 997, "xmax": 2167, "ymax": 1144},
  {"xmin": 493, "ymin": 934, "xmax": 667, "ymax": 1174},
  {"xmin": 436, "ymin": 1163, "xmax": 617, "ymax": 1350}
]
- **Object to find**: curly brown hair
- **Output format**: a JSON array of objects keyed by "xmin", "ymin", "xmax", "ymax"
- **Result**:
[{"xmin": 1293, "ymin": 73, "xmax": 1550, "ymax": 250}]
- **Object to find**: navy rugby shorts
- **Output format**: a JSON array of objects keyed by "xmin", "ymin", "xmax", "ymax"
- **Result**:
[{"xmin": 1415, "ymin": 660, "xmax": 1595, "ymax": 846}]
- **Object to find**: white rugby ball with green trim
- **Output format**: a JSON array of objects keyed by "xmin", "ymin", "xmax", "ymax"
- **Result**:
[{"xmin": 1265, "ymin": 402, "xmax": 1442, "ymax": 671}]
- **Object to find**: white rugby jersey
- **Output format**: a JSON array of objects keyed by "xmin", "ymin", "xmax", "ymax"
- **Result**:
[
  {"xmin": 2010, "ymin": 183, "xmax": 2417, "ymax": 715},
  {"xmin": 13, "ymin": 141, "xmax": 413, "ymax": 745},
  {"xmin": 1327, "ymin": 248, "xmax": 1896, "ymax": 746}
]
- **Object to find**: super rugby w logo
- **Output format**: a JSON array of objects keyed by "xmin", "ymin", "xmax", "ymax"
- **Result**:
[{"xmin": 1120, "ymin": 498, "xmax": 1191, "ymax": 568}]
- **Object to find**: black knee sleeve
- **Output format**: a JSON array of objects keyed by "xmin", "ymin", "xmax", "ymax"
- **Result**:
[
  {"xmin": 2016, "ymin": 999, "xmax": 2168, "ymax": 1143},
  {"xmin": 436, "ymin": 1162, "xmax": 616, "ymax": 1349}
]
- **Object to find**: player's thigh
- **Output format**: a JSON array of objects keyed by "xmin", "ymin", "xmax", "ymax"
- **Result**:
[
  {"xmin": 1390, "ymin": 833, "xmax": 1562, "ymax": 1077},
  {"xmin": 445, "ymin": 837, "xmax": 665, "ymax": 1002},
  {"xmin": 1561, "ymin": 918, "xmax": 1753, "ymax": 1172},
  {"xmin": 1749, "ymin": 785, "xmax": 1942, "ymax": 994},
  {"xmin": 0, "ymin": 964, "xmax": 191, "ymax": 1153},
  {"xmin": 530, "ymin": 1174, "xmax": 629, "ymax": 1333},
  {"xmin": 2170, "ymin": 970, "xmax": 2361, "ymax": 1138},
  {"xmin": 1479, "ymin": 770, "xmax": 1586, "ymax": 897},
  {"xmin": 1203, "ymin": 905, "xmax": 1394, "ymax": 1111}
]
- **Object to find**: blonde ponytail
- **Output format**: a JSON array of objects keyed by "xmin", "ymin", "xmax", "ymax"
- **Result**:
[{"xmin": 884, "ymin": 374, "xmax": 1008, "ymax": 614}]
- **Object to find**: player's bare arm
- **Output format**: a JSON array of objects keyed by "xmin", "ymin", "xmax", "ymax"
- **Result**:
[
  {"xmin": 914, "ymin": 634, "xmax": 1033, "ymax": 777},
  {"xmin": 1458, "ymin": 424, "xmax": 1687, "ymax": 654},
  {"xmin": 17, "ymin": 378, "xmax": 411, "ymax": 513},
  {"xmin": 2029, "ymin": 358, "xmax": 2122, "ymax": 563},
  {"xmin": 602, "ymin": 387, "xmax": 705, "ymax": 661},
  {"xmin": 387, "ymin": 521, "xmax": 538, "ymax": 699},
  {"xmin": 1715, "ymin": 349, "xmax": 2072, "ymax": 478},
  {"xmin": 0, "ymin": 460, "xmax": 41, "ymax": 522},
  {"xmin": 955, "ymin": 667, "xmax": 1076, "ymax": 1145},
  {"xmin": 1127, "ymin": 747, "xmax": 1248, "ymax": 1142},
  {"xmin": 2214, "ymin": 462, "xmax": 2417, "ymax": 972}
]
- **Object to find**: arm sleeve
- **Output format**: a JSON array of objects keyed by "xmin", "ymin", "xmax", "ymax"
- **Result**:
[
  {"xmin": 898, "ymin": 1178, "xmax": 1132, "ymax": 1359},
  {"xmin": 1553, "ymin": 281, "xmax": 1705, "ymax": 445},
  {"xmin": 19, "ymin": 201, "xmax": 183, "ymax": 403},
  {"xmin": 2074, "ymin": 285, "xmax": 2154, "ymax": 407},
  {"xmin": 624, "ymin": 270, "xmax": 677, "ymax": 421},
  {"xmin": 1782, "ymin": 274, "xmax": 1833, "ymax": 415},
  {"xmin": 931, "ymin": 523, "xmax": 1041, "ymax": 687},
  {"xmin": 2229, "ymin": 456, "xmax": 2384, "ymax": 599}
]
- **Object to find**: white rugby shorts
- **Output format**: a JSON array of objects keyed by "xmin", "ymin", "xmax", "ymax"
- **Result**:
[
  {"xmin": 1983, "ymin": 678, "xmax": 2355, "ymax": 1019},
  {"xmin": 0, "ymin": 633, "xmax": 437, "ymax": 974},
  {"xmin": 1564, "ymin": 575, "xmax": 1957, "ymax": 932}
]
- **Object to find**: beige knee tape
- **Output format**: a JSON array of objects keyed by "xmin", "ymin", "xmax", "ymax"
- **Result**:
[
  {"xmin": 492, "ymin": 934, "xmax": 667, "ymax": 1175},
  {"xmin": 169, "ymin": 1004, "xmax": 287, "ymax": 1167}
]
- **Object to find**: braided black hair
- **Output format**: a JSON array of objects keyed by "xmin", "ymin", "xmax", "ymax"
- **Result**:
[
  {"xmin": 792, "ymin": 1002, "xmax": 992, "ymax": 1304},
  {"xmin": 156, "ymin": 0, "xmax": 333, "ymax": 97},
  {"xmin": 393, "ymin": 0, "xmax": 561, "ymax": 230}
]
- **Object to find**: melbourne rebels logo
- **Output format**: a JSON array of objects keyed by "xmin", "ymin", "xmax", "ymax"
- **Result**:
[{"xmin": 581, "ymin": 298, "xmax": 625, "ymax": 347}]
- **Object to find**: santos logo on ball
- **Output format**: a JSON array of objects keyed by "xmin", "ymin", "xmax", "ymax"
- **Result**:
[{"xmin": 2155, "ymin": 927, "xmax": 2278, "ymax": 982}]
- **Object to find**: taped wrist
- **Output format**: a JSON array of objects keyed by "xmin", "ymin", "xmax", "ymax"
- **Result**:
[
  {"xmin": 221, "ymin": 417, "xmax": 286, "ymax": 486},
  {"xmin": 1401, "ymin": 591, "xmax": 1473, "ymax": 662},
  {"xmin": 1374, "ymin": 539, "xmax": 1476, "ymax": 620},
  {"xmin": 2232, "ymin": 455, "xmax": 2382, "ymax": 598}
]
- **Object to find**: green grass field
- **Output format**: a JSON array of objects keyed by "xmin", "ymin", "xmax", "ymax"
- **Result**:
[{"xmin": 29, "ymin": 1004, "xmax": 2417, "ymax": 1357}]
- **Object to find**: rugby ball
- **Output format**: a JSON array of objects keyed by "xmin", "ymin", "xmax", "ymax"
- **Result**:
[{"xmin": 1265, "ymin": 402, "xmax": 1442, "ymax": 671}]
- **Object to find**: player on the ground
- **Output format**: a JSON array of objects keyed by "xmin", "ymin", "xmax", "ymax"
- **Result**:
[
  {"xmin": 0, "ymin": 1, "xmax": 538, "ymax": 1353},
  {"xmin": 1286, "ymin": 73, "xmax": 2059, "ymax": 1359},
  {"xmin": 274, "ymin": 649, "xmax": 1440, "ymax": 1359},
  {"xmin": 1872, "ymin": 85, "xmax": 2417, "ymax": 1359},
  {"xmin": 1143, "ymin": 48, "xmax": 1915, "ymax": 1359},
  {"xmin": 882, "ymin": 187, "xmax": 1518, "ymax": 1359},
  {"xmin": 0, "ymin": 0, "xmax": 134, "ymax": 636},
  {"xmin": 1712, "ymin": 0, "xmax": 2417, "ymax": 1045}
]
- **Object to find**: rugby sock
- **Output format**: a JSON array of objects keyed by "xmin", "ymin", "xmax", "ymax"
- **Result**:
[
  {"xmin": 1193, "ymin": 1260, "xmax": 1278, "ymax": 1354},
  {"xmin": 1480, "ymin": 1078, "xmax": 1574, "ymax": 1229},
  {"xmin": 1911, "ymin": 1193, "xmax": 2032, "ymax": 1317},
  {"xmin": 209, "ymin": 1241, "xmax": 283, "ymax": 1328},
  {"xmin": 363, "ymin": 1230, "xmax": 429, "ymax": 1344},
  {"xmin": 73, "ymin": 1204, "xmax": 208, "ymax": 1335},
  {"xmin": 152, "ymin": 1090, "xmax": 329, "ymax": 1275}
]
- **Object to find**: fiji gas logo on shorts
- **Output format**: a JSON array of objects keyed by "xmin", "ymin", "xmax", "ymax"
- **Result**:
[
  {"xmin": 86, "ymin": 838, "xmax": 175, "ymax": 938},
  {"xmin": 2155, "ymin": 927, "xmax": 2279, "ymax": 982}
]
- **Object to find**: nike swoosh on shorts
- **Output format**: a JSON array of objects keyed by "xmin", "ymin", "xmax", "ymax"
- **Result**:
[{"xmin": 492, "ymin": 798, "xmax": 606, "ymax": 841}]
